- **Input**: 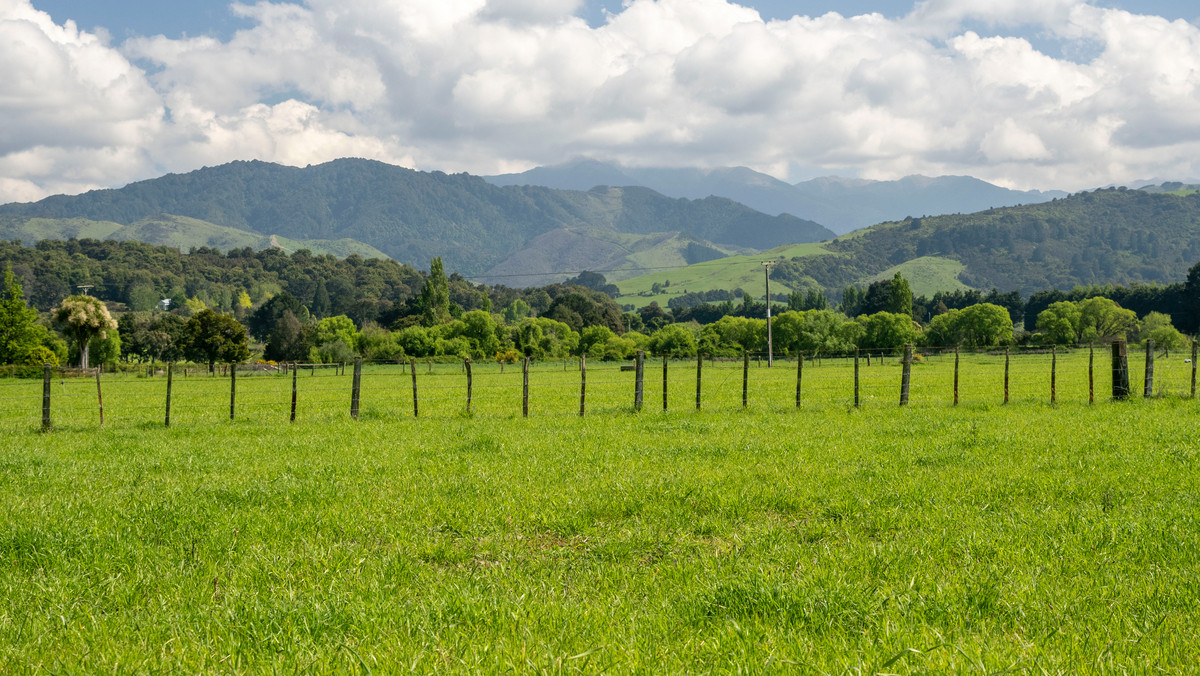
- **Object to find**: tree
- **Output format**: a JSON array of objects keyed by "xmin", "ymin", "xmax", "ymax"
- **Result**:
[
  {"xmin": 1137, "ymin": 311, "xmax": 1187, "ymax": 349},
  {"xmin": 0, "ymin": 264, "xmax": 40, "ymax": 364},
  {"xmin": 248, "ymin": 292, "xmax": 307, "ymax": 341},
  {"xmin": 647, "ymin": 324, "xmax": 698, "ymax": 357},
  {"xmin": 52, "ymin": 295, "xmax": 117, "ymax": 368},
  {"xmin": 1035, "ymin": 301, "xmax": 1081, "ymax": 344},
  {"xmin": 418, "ymin": 257, "xmax": 451, "ymax": 326},
  {"xmin": 264, "ymin": 311, "xmax": 313, "ymax": 362},
  {"xmin": 856, "ymin": 312, "xmax": 918, "ymax": 350},
  {"xmin": 183, "ymin": 309, "xmax": 250, "ymax": 371},
  {"xmin": 886, "ymin": 272, "xmax": 913, "ymax": 317}
]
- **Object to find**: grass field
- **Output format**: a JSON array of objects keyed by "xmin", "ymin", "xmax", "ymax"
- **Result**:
[
  {"xmin": 614, "ymin": 243, "xmax": 834, "ymax": 309},
  {"xmin": 2, "ymin": 352, "xmax": 1199, "ymax": 672}
]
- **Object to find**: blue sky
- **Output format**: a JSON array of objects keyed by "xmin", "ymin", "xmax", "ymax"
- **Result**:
[
  {"xmin": 32, "ymin": 0, "xmax": 1200, "ymax": 40},
  {"xmin": 5, "ymin": 0, "xmax": 1200, "ymax": 202}
]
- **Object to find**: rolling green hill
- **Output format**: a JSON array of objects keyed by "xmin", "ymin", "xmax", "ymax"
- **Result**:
[
  {"xmin": 0, "ymin": 213, "xmax": 391, "ymax": 260},
  {"xmin": 615, "ymin": 186, "xmax": 1200, "ymax": 306},
  {"xmin": 0, "ymin": 159, "xmax": 834, "ymax": 277}
]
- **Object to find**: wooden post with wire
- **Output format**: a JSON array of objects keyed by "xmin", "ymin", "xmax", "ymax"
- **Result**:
[
  {"xmin": 1089, "ymin": 345, "xmax": 1095, "ymax": 404},
  {"xmin": 796, "ymin": 353, "xmax": 803, "ymax": 408},
  {"xmin": 410, "ymin": 357, "xmax": 419, "ymax": 417},
  {"xmin": 579, "ymin": 354, "xmax": 586, "ymax": 417},
  {"xmin": 464, "ymin": 358, "xmax": 473, "ymax": 414},
  {"xmin": 1004, "ymin": 348, "xmax": 1010, "ymax": 404},
  {"xmin": 1192, "ymin": 341, "xmax": 1197, "ymax": 398},
  {"xmin": 742, "ymin": 350, "xmax": 750, "ymax": 410},
  {"xmin": 165, "ymin": 363, "xmax": 173, "ymax": 428},
  {"xmin": 522, "ymin": 357, "xmax": 530, "ymax": 418},
  {"xmin": 954, "ymin": 348, "xmax": 959, "ymax": 406},
  {"xmin": 350, "ymin": 357, "xmax": 362, "ymax": 420},
  {"xmin": 1112, "ymin": 341, "xmax": 1130, "ymax": 400},
  {"xmin": 1144, "ymin": 339, "xmax": 1155, "ymax": 398},
  {"xmin": 1051, "ymin": 346, "xmax": 1058, "ymax": 404},
  {"xmin": 662, "ymin": 355, "xmax": 669, "ymax": 412},
  {"xmin": 229, "ymin": 362, "xmax": 237, "ymax": 421},
  {"xmin": 95, "ymin": 367, "xmax": 104, "ymax": 427},
  {"xmin": 695, "ymin": 352, "xmax": 703, "ymax": 411},
  {"xmin": 854, "ymin": 349, "xmax": 860, "ymax": 408},
  {"xmin": 899, "ymin": 344, "xmax": 912, "ymax": 406},
  {"xmin": 634, "ymin": 351, "xmax": 644, "ymax": 412},
  {"xmin": 290, "ymin": 364, "xmax": 298, "ymax": 422},
  {"xmin": 41, "ymin": 364, "xmax": 51, "ymax": 432}
]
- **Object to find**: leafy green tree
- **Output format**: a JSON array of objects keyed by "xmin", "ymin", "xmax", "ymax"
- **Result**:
[
  {"xmin": 503, "ymin": 299, "xmax": 531, "ymax": 324},
  {"xmin": 886, "ymin": 272, "xmax": 913, "ymax": 317},
  {"xmin": 772, "ymin": 310, "xmax": 855, "ymax": 357},
  {"xmin": 52, "ymin": 295, "xmax": 117, "ymax": 368},
  {"xmin": 1077, "ymin": 297, "xmax": 1138, "ymax": 343},
  {"xmin": 248, "ymin": 292, "xmax": 307, "ymax": 341},
  {"xmin": 0, "ymin": 264, "xmax": 41, "ymax": 364},
  {"xmin": 183, "ymin": 309, "xmax": 251, "ymax": 371},
  {"xmin": 72, "ymin": 329, "xmax": 121, "ymax": 370},
  {"xmin": 418, "ymin": 257, "xmax": 452, "ymax": 326},
  {"xmin": 856, "ymin": 312, "xmax": 918, "ymax": 350},
  {"xmin": 265, "ymin": 311, "xmax": 314, "ymax": 362},
  {"xmin": 1035, "ymin": 301, "xmax": 1081, "ymax": 344},
  {"xmin": 647, "ymin": 324, "xmax": 698, "ymax": 357},
  {"xmin": 454, "ymin": 310, "xmax": 500, "ymax": 358},
  {"xmin": 924, "ymin": 303, "xmax": 1013, "ymax": 347},
  {"xmin": 580, "ymin": 325, "xmax": 616, "ymax": 358},
  {"xmin": 1137, "ymin": 311, "xmax": 1187, "ymax": 349}
]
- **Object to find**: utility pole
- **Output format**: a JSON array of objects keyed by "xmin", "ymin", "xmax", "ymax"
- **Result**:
[
  {"xmin": 762, "ymin": 261, "xmax": 776, "ymax": 367},
  {"xmin": 77, "ymin": 284, "xmax": 94, "ymax": 296}
]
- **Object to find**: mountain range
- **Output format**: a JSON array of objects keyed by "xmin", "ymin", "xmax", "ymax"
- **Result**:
[
  {"xmin": 0, "ymin": 159, "xmax": 832, "ymax": 280},
  {"xmin": 486, "ymin": 158, "xmax": 1068, "ymax": 234}
]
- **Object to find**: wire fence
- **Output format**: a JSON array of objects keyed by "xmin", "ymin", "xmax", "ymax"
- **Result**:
[{"xmin": 2, "ymin": 341, "xmax": 1195, "ymax": 432}]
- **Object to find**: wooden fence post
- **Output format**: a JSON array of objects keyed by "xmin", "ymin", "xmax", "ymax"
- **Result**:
[
  {"xmin": 410, "ymin": 357, "xmax": 419, "ymax": 417},
  {"xmin": 634, "ymin": 350, "xmax": 644, "ymax": 412},
  {"xmin": 954, "ymin": 348, "xmax": 960, "ymax": 406},
  {"xmin": 290, "ymin": 365, "xmax": 298, "ymax": 422},
  {"xmin": 165, "ymin": 362, "xmax": 173, "ymax": 428},
  {"xmin": 41, "ymin": 364, "xmax": 51, "ymax": 432},
  {"xmin": 899, "ymin": 344, "xmax": 912, "ymax": 406},
  {"xmin": 95, "ymin": 367, "xmax": 104, "ymax": 427},
  {"xmin": 351, "ymin": 357, "xmax": 362, "ymax": 420},
  {"xmin": 579, "ymin": 354, "xmax": 586, "ymax": 417},
  {"xmin": 1144, "ymin": 339, "xmax": 1155, "ymax": 398},
  {"xmin": 1004, "ymin": 348, "xmax": 1010, "ymax": 404},
  {"xmin": 522, "ymin": 357, "xmax": 530, "ymax": 417},
  {"xmin": 796, "ymin": 353, "xmax": 803, "ymax": 408},
  {"xmin": 695, "ymin": 352, "xmax": 703, "ymax": 411},
  {"xmin": 662, "ymin": 354, "xmax": 669, "ymax": 412},
  {"xmin": 1192, "ymin": 341, "xmax": 1197, "ymax": 398},
  {"xmin": 1051, "ymin": 346, "xmax": 1057, "ymax": 404},
  {"xmin": 854, "ymin": 349, "xmax": 860, "ymax": 408},
  {"xmin": 465, "ymin": 358, "xmax": 473, "ymax": 414},
  {"xmin": 742, "ymin": 350, "xmax": 749, "ymax": 410},
  {"xmin": 229, "ymin": 362, "xmax": 237, "ymax": 421},
  {"xmin": 1112, "ymin": 341, "xmax": 1130, "ymax": 400},
  {"xmin": 1089, "ymin": 345, "xmax": 1095, "ymax": 404}
]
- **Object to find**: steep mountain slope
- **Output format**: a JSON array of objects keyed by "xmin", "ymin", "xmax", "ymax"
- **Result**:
[
  {"xmin": 0, "ymin": 159, "xmax": 833, "ymax": 276},
  {"xmin": 487, "ymin": 158, "xmax": 1066, "ymax": 234}
]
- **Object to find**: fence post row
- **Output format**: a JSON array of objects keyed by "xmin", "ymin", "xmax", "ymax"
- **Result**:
[
  {"xmin": 899, "ymin": 344, "xmax": 912, "ymax": 406},
  {"xmin": 1112, "ymin": 341, "xmax": 1130, "ymax": 400}
]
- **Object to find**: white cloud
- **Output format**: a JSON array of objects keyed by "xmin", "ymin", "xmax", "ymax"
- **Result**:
[{"xmin": 3, "ymin": 0, "xmax": 1200, "ymax": 203}]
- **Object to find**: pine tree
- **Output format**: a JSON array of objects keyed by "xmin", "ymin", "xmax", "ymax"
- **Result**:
[
  {"xmin": 418, "ymin": 257, "xmax": 451, "ymax": 326},
  {"xmin": 0, "ymin": 264, "xmax": 40, "ymax": 364}
]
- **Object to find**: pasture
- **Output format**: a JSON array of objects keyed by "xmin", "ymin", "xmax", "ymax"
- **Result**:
[{"xmin": 1, "ymin": 351, "xmax": 1199, "ymax": 672}]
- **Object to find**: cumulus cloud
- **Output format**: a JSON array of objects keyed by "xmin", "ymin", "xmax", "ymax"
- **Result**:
[{"xmin": 2, "ymin": 0, "xmax": 1200, "ymax": 203}]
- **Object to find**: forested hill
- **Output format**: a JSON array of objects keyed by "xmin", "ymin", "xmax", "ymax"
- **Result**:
[
  {"xmin": 772, "ymin": 187, "xmax": 1200, "ymax": 296},
  {"xmin": 0, "ymin": 159, "xmax": 833, "ymax": 276}
]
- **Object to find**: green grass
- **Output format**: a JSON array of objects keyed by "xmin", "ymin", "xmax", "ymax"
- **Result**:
[
  {"xmin": 1, "ymin": 353, "xmax": 1199, "ymax": 671},
  {"xmin": 859, "ymin": 255, "xmax": 972, "ymax": 297},
  {"xmin": 615, "ymin": 243, "xmax": 834, "ymax": 309}
]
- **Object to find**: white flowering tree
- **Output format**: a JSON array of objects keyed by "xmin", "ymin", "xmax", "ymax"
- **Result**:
[{"xmin": 52, "ymin": 295, "xmax": 117, "ymax": 368}]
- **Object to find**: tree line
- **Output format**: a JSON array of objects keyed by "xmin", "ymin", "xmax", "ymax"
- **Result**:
[{"xmin": 2, "ymin": 240, "xmax": 1199, "ymax": 372}]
